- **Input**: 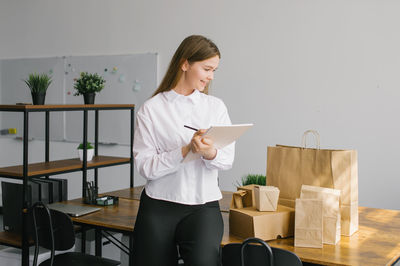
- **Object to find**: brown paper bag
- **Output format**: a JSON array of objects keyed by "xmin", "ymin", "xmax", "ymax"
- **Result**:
[
  {"xmin": 300, "ymin": 185, "xmax": 341, "ymax": 244},
  {"xmin": 295, "ymin": 198, "xmax": 323, "ymax": 248},
  {"xmin": 266, "ymin": 131, "xmax": 358, "ymax": 236},
  {"xmin": 254, "ymin": 185, "xmax": 280, "ymax": 211}
]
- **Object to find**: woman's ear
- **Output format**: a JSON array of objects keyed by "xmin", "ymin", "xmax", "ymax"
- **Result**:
[{"xmin": 181, "ymin": 59, "xmax": 189, "ymax": 72}]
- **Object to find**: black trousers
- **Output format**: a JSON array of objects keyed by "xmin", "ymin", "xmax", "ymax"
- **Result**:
[{"xmin": 133, "ymin": 190, "xmax": 224, "ymax": 266}]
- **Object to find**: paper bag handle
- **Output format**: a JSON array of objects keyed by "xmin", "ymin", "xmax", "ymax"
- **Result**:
[{"xmin": 301, "ymin": 130, "xmax": 320, "ymax": 149}]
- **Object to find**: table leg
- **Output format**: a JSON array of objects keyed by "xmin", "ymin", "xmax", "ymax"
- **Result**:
[
  {"xmin": 95, "ymin": 228, "xmax": 102, "ymax": 256},
  {"xmin": 129, "ymin": 234, "xmax": 134, "ymax": 266},
  {"xmin": 81, "ymin": 227, "xmax": 86, "ymax": 253},
  {"xmin": 22, "ymin": 245, "xmax": 29, "ymax": 266}
]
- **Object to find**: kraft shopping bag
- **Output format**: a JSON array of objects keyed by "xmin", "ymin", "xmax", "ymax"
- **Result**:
[{"xmin": 266, "ymin": 130, "xmax": 358, "ymax": 236}]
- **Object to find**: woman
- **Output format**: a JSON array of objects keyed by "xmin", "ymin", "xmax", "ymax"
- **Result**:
[{"xmin": 133, "ymin": 35, "xmax": 234, "ymax": 266}]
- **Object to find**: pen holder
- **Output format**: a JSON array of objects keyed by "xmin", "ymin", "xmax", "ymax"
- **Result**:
[{"xmin": 84, "ymin": 186, "xmax": 98, "ymax": 204}]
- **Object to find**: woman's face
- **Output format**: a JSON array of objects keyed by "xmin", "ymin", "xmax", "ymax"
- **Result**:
[{"xmin": 182, "ymin": 55, "xmax": 220, "ymax": 92}]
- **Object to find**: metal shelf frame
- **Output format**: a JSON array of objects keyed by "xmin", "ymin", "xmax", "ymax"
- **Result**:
[{"xmin": 0, "ymin": 104, "xmax": 135, "ymax": 266}]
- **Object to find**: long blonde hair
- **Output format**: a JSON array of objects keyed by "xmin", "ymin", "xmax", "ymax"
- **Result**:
[{"xmin": 152, "ymin": 35, "xmax": 221, "ymax": 96}]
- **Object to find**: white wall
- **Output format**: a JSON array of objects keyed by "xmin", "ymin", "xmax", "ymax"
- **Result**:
[
  {"xmin": 1, "ymin": 0, "xmax": 399, "ymax": 209},
  {"xmin": 0, "ymin": 61, "xmax": 2, "ymax": 130}
]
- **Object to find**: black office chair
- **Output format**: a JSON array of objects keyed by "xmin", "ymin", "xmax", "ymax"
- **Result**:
[
  {"xmin": 221, "ymin": 237, "xmax": 302, "ymax": 266},
  {"xmin": 30, "ymin": 201, "xmax": 120, "ymax": 266}
]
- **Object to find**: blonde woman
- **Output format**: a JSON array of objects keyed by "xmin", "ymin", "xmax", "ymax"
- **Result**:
[{"xmin": 133, "ymin": 35, "xmax": 235, "ymax": 266}]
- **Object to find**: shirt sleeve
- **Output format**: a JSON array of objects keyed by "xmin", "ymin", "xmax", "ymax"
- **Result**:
[
  {"xmin": 202, "ymin": 100, "xmax": 235, "ymax": 170},
  {"xmin": 133, "ymin": 111, "xmax": 183, "ymax": 180}
]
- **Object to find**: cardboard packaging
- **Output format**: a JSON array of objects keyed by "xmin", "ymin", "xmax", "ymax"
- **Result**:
[
  {"xmin": 231, "ymin": 190, "xmax": 247, "ymax": 209},
  {"xmin": 231, "ymin": 185, "xmax": 256, "ymax": 209},
  {"xmin": 300, "ymin": 185, "xmax": 341, "ymax": 245},
  {"xmin": 229, "ymin": 205, "xmax": 295, "ymax": 241},
  {"xmin": 254, "ymin": 185, "xmax": 280, "ymax": 211},
  {"xmin": 295, "ymin": 198, "xmax": 323, "ymax": 248}
]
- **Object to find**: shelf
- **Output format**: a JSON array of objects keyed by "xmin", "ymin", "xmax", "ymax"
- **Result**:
[
  {"xmin": 0, "ymin": 104, "xmax": 135, "ymax": 112},
  {"xmin": 0, "ymin": 103, "xmax": 134, "ymax": 262},
  {"xmin": 0, "ymin": 225, "xmax": 82, "ymax": 248},
  {"xmin": 0, "ymin": 156, "xmax": 131, "ymax": 178},
  {"xmin": 0, "ymin": 231, "xmax": 33, "ymax": 248}
]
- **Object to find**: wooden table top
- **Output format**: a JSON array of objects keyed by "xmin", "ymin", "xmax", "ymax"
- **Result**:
[
  {"xmin": 102, "ymin": 186, "xmax": 232, "ymax": 212},
  {"xmin": 75, "ymin": 189, "xmax": 400, "ymax": 265},
  {"xmin": 222, "ymin": 207, "xmax": 400, "ymax": 266},
  {"xmin": 66, "ymin": 198, "xmax": 139, "ymax": 232}
]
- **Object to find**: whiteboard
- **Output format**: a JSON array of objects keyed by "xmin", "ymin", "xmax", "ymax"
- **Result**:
[
  {"xmin": 64, "ymin": 54, "xmax": 157, "ymax": 144},
  {"xmin": 0, "ymin": 54, "xmax": 157, "ymax": 144}
]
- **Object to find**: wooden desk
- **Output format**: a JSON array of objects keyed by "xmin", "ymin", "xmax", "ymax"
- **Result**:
[
  {"xmin": 66, "ymin": 198, "xmax": 138, "ymax": 232},
  {"xmin": 102, "ymin": 186, "xmax": 232, "ymax": 212},
  {"xmin": 61, "ymin": 198, "xmax": 137, "ymax": 265},
  {"xmin": 221, "ymin": 207, "xmax": 400, "ymax": 266},
  {"xmin": 74, "ymin": 190, "xmax": 400, "ymax": 266}
]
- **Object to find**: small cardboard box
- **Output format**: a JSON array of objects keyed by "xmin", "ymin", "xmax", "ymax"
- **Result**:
[
  {"xmin": 231, "ymin": 185, "xmax": 256, "ymax": 209},
  {"xmin": 229, "ymin": 205, "xmax": 295, "ymax": 240},
  {"xmin": 254, "ymin": 185, "xmax": 280, "ymax": 211},
  {"xmin": 238, "ymin": 184, "xmax": 256, "ymax": 207}
]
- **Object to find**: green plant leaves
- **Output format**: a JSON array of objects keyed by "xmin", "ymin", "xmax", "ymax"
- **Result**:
[
  {"xmin": 73, "ymin": 72, "xmax": 106, "ymax": 96},
  {"xmin": 239, "ymin": 174, "xmax": 266, "ymax": 186},
  {"xmin": 77, "ymin": 142, "xmax": 94, "ymax": 149},
  {"xmin": 23, "ymin": 73, "xmax": 52, "ymax": 93}
]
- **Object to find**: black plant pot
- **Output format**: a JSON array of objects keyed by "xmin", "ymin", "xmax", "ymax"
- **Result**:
[
  {"xmin": 83, "ymin": 93, "xmax": 96, "ymax": 104},
  {"xmin": 31, "ymin": 92, "xmax": 46, "ymax": 105}
]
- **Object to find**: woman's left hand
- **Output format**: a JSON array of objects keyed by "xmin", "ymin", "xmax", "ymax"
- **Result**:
[{"xmin": 191, "ymin": 129, "xmax": 217, "ymax": 160}]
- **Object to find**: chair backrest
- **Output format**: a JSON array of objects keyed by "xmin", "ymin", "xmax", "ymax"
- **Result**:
[
  {"xmin": 270, "ymin": 246, "xmax": 302, "ymax": 265},
  {"xmin": 31, "ymin": 202, "xmax": 76, "ymax": 265},
  {"xmin": 221, "ymin": 237, "xmax": 302, "ymax": 266}
]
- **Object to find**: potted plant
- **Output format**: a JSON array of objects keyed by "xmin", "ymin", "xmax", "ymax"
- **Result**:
[
  {"xmin": 23, "ymin": 73, "xmax": 52, "ymax": 105},
  {"xmin": 73, "ymin": 72, "xmax": 106, "ymax": 104},
  {"xmin": 77, "ymin": 142, "xmax": 95, "ymax": 161},
  {"xmin": 237, "ymin": 174, "xmax": 266, "ymax": 187}
]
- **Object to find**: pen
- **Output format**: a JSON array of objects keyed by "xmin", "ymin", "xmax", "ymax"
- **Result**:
[{"xmin": 184, "ymin": 125, "xmax": 199, "ymax": 131}]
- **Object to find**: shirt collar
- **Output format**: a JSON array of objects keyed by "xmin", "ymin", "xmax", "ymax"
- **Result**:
[{"xmin": 164, "ymin": 89, "xmax": 200, "ymax": 104}]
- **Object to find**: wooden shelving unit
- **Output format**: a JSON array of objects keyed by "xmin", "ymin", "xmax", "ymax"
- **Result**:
[
  {"xmin": 0, "ymin": 104, "xmax": 135, "ymax": 265},
  {"xmin": 0, "ymin": 156, "xmax": 130, "ymax": 178}
]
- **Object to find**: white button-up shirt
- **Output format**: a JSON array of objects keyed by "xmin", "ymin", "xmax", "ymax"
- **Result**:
[{"xmin": 133, "ymin": 89, "xmax": 235, "ymax": 204}]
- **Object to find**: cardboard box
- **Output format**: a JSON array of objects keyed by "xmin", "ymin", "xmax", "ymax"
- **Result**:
[
  {"xmin": 238, "ymin": 184, "xmax": 256, "ymax": 207},
  {"xmin": 229, "ymin": 205, "xmax": 295, "ymax": 240},
  {"xmin": 254, "ymin": 185, "xmax": 280, "ymax": 211},
  {"xmin": 231, "ymin": 185, "xmax": 256, "ymax": 209}
]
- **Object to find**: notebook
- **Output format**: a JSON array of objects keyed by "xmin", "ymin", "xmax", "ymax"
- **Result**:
[
  {"xmin": 183, "ymin": 123, "xmax": 253, "ymax": 163},
  {"xmin": 48, "ymin": 203, "xmax": 100, "ymax": 217}
]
